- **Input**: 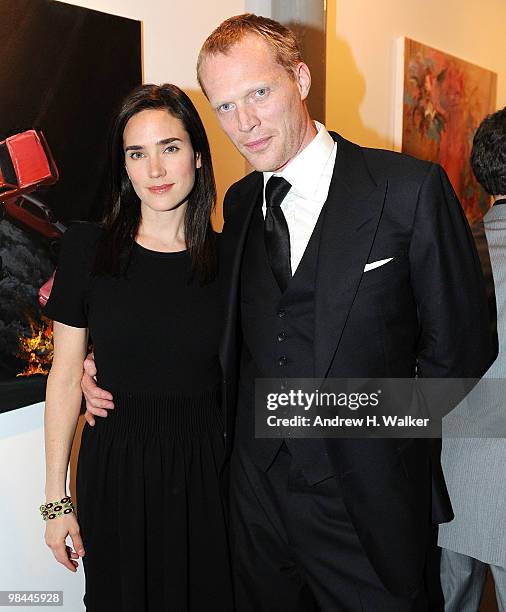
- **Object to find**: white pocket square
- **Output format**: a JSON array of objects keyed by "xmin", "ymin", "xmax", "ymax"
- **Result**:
[{"xmin": 363, "ymin": 257, "xmax": 393, "ymax": 272}]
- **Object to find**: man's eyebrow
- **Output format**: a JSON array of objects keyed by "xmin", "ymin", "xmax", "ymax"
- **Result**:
[{"xmin": 125, "ymin": 137, "xmax": 182, "ymax": 152}]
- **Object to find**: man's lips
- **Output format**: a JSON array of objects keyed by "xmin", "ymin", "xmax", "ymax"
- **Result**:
[
  {"xmin": 148, "ymin": 184, "xmax": 174, "ymax": 194},
  {"xmin": 243, "ymin": 136, "xmax": 272, "ymax": 152}
]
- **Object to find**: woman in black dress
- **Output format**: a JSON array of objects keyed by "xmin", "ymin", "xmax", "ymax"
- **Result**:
[{"xmin": 43, "ymin": 84, "xmax": 233, "ymax": 611}]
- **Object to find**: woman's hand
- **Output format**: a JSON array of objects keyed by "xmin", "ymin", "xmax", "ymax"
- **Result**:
[
  {"xmin": 81, "ymin": 352, "xmax": 115, "ymax": 426},
  {"xmin": 44, "ymin": 513, "xmax": 85, "ymax": 572}
]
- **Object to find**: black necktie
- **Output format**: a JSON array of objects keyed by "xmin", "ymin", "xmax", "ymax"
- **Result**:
[{"xmin": 264, "ymin": 176, "xmax": 292, "ymax": 292}]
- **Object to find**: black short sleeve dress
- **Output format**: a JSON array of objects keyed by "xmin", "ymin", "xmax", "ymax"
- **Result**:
[{"xmin": 45, "ymin": 223, "xmax": 232, "ymax": 612}]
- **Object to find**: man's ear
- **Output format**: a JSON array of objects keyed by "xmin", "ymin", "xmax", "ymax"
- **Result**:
[
  {"xmin": 294, "ymin": 62, "xmax": 311, "ymax": 101},
  {"xmin": 196, "ymin": 152, "xmax": 202, "ymax": 169}
]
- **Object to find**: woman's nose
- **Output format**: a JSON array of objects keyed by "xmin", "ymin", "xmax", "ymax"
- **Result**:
[{"xmin": 148, "ymin": 157, "xmax": 166, "ymax": 179}]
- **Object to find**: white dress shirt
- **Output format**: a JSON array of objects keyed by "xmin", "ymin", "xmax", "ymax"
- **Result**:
[{"xmin": 262, "ymin": 121, "xmax": 337, "ymax": 274}]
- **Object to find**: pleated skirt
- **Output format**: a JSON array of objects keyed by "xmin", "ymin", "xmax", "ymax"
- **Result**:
[{"xmin": 76, "ymin": 388, "xmax": 233, "ymax": 612}]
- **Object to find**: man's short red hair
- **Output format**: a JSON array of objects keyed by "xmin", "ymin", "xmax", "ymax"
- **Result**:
[{"xmin": 197, "ymin": 13, "xmax": 303, "ymax": 96}]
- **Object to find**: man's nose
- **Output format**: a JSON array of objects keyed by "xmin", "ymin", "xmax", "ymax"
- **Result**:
[{"xmin": 237, "ymin": 106, "xmax": 259, "ymax": 132}]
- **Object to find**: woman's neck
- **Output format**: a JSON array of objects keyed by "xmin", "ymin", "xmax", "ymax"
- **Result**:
[{"xmin": 136, "ymin": 203, "xmax": 187, "ymax": 252}]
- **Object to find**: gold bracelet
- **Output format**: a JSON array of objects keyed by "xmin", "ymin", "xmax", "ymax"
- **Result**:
[{"xmin": 40, "ymin": 496, "xmax": 74, "ymax": 521}]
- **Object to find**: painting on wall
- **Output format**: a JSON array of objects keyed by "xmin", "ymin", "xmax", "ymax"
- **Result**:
[
  {"xmin": 400, "ymin": 38, "xmax": 497, "ymax": 223},
  {"xmin": 0, "ymin": 0, "xmax": 142, "ymax": 412}
]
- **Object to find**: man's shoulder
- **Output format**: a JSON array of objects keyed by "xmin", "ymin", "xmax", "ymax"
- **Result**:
[
  {"xmin": 222, "ymin": 171, "xmax": 262, "ymax": 222},
  {"xmin": 364, "ymin": 147, "xmax": 432, "ymax": 179},
  {"xmin": 226, "ymin": 170, "xmax": 262, "ymax": 198},
  {"xmin": 329, "ymin": 131, "xmax": 434, "ymax": 183}
]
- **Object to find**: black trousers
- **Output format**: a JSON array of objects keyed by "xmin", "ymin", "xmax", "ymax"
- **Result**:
[{"xmin": 229, "ymin": 443, "xmax": 428, "ymax": 611}]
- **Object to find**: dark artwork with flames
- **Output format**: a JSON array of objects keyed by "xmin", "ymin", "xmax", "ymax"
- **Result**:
[{"xmin": 0, "ymin": 0, "xmax": 141, "ymax": 412}]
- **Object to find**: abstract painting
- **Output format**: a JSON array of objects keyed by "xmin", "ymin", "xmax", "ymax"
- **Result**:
[{"xmin": 401, "ymin": 38, "xmax": 497, "ymax": 223}]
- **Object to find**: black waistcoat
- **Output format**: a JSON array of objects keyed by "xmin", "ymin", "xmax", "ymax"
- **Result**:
[{"xmin": 237, "ymin": 198, "xmax": 333, "ymax": 484}]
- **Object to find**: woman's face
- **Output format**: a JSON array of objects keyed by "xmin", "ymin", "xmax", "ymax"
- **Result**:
[{"xmin": 123, "ymin": 108, "xmax": 200, "ymax": 213}]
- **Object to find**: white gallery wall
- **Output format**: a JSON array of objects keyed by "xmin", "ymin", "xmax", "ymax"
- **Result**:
[
  {"xmin": 0, "ymin": 404, "xmax": 85, "ymax": 610},
  {"xmin": 327, "ymin": 0, "xmax": 506, "ymax": 149}
]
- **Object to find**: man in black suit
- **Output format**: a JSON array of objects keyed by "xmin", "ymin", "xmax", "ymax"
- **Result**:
[{"xmin": 83, "ymin": 14, "xmax": 494, "ymax": 611}]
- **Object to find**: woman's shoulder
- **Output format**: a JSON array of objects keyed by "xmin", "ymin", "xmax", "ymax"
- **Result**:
[
  {"xmin": 57, "ymin": 221, "xmax": 104, "ymax": 265},
  {"xmin": 60, "ymin": 221, "xmax": 103, "ymax": 250},
  {"xmin": 63, "ymin": 221, "xmax": 103, "ymax": 242}
]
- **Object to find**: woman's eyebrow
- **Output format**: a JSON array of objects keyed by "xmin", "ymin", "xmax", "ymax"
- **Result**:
[
  {"xmin": 157, "ymin": 137, "xmax": 182, "ymax": 145},
  {"xmin": 125, "ymin": 137, "xmax": 182, "ymax": 152}
]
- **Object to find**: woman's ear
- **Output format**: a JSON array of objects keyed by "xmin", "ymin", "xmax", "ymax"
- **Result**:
[{"xmin": 195, "ymin": 152, "xmax": 202, "ymax": 169}]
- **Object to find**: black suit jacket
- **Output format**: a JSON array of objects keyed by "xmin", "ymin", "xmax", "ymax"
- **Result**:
[{"xmin": 219, "ymin": 132, "xmax": 495, "ymax": 596}]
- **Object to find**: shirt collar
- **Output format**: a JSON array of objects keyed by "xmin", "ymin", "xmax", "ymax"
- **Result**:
[{"xmin": 263, "ymin": 121, "xmax": 335, "ymax": 200}]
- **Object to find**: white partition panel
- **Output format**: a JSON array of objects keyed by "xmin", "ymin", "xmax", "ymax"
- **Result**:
[{"xmin": 0, "ymin": 403, "xmax": 85, "ymax": 611}]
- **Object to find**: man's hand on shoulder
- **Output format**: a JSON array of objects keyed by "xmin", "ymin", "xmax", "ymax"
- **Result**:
[{"xmin": 81, "ymin": 352, "xmax": 114, "ymax": 426}]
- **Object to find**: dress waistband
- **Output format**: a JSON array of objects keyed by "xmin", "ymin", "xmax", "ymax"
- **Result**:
[{"xmin": 89, "ymin": 387, "xmax": 223, "ymax": 438}]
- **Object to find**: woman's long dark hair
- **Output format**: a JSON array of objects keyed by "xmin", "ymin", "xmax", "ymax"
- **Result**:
[{"xmin": 95, "ymin": 83, "xmax": 217, "ymax": 282}]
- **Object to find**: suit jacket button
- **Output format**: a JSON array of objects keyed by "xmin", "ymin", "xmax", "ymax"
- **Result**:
[
  {"xmin": 277, "ymin": 331, "xmax": 287, "ymax": 342},
  {"xmin": 277, "ymin": 309, "xmax": 286, "ymax": 318},
  {"xmin": 278, "ymin": 356, "xmax": 287, "ymax": 367}
]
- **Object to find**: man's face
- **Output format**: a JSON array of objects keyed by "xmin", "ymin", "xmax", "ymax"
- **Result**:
[{"xmin": 199, "ymin": 34, "xmax": 313, "ymax": 172}]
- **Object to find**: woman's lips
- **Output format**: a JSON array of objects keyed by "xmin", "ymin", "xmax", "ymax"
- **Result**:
[
  {"xmin": 244, "ymin": 136, "xmax": 271, "ymax": 152},
  {"xmin": 148, "ymin": 183, "xmax": 174, "ymax": 194}
]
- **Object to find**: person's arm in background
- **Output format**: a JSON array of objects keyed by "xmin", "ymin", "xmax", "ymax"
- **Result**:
[{"xmin": 44, "ymin": 322, "xmax": 88, "ymax": 571}]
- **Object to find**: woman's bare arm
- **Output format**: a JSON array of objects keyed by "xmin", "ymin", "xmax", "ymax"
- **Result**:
[{"xmin": 44, "ymin": 321, "xmax": 88, "ymax": 571}]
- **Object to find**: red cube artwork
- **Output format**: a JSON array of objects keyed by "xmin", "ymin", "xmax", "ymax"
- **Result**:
[{"xmin": 0, "ymin": 130, "xmax": 59, "ymax": 202}]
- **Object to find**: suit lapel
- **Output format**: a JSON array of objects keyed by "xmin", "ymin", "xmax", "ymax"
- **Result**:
[
  {"xmin": 314, "ymin": 134, "xmax": 387, "ymax": 377},
  {"xmin": 220, "ymin": 172, "xmax": 263, "ymax": 374}
]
